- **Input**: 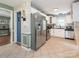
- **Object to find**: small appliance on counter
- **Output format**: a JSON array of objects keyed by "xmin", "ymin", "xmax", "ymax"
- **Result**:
[{"xmin": 47, "ymin": 24, "xmax": 52, "ymax": 29}]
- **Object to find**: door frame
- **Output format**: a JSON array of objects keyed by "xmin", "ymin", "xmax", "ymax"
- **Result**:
[
  {"xmin": 0, "ymin": 7, "xmax": 14, "ymax": 44},
  {"xmin": 14, "ymin": 10, "xmax": 22, "ymax": 43}
]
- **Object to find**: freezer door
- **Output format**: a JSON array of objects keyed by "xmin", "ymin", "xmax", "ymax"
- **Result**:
[
  {"xmin": 35, "ymin": 21, "xmax": 43, "ymax": 49},
  {"xmin": 42, "ymin": 19, "xmax": 47, "ymax": 42}
]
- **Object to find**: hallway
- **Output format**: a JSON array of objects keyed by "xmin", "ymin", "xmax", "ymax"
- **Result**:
[{"xmin": 0, "ymin": 37, "xmax": 79, "ymax": 58}]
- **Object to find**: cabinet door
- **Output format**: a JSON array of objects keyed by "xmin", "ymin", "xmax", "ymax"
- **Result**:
[{"xmin": 54, "ymin": 29, "xmax": 65, "ymax": 38}]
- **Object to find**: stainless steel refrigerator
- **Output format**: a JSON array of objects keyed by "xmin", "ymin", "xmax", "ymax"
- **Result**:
[{"xmin": 31, "ymin": 13, "xmax": 47, "ymax": 50}]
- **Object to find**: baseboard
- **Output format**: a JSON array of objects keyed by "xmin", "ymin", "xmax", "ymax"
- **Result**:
[{"xmin": 21, "ymin": 46, "xmax": 32, "ymax": 51}]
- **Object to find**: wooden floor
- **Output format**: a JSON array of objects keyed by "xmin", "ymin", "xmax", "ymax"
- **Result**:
[
  {"xmin": 0, "ymin": 37, "xmax": 79, "ymax": 58},
  {"xmin": 0, "ymin": 35, "xmax": 10, "ymax": 46}
]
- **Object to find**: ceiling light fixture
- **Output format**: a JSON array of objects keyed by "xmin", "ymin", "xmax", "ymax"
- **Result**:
[{"xmin": 54, "ymin": 8, "xmax": 58, "ymax": 11}]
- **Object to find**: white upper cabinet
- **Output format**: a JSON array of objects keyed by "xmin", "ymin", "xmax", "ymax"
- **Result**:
[
  {"xmin": 66, "ymin": 15, "xmax": 72, "ymax": 23},
  {"xmin": 52, "ymin": 17, "xmax": 56, "ymax": 24},
  {"xmin": 73, "ymin": 2, "xmax": 79, "ymax": 22}
]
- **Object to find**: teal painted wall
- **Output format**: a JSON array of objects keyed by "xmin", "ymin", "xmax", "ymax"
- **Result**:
[{"xmin": 0, "ymin": 3, "xmax": 14, "ymax": 10}]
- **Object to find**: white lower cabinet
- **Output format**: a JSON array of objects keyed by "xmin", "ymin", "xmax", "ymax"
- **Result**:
[{"xmin": 50, "ymin": 29, "xmax": 65, "ymax": 38}]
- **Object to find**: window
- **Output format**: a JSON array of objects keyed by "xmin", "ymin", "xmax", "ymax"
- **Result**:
[{"xmin": 56, "ymin": 16, "xmax": 65, "ymax": 27}]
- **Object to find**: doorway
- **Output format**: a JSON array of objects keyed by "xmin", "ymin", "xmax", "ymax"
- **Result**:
[
  {"xmin": 0, "ymin": 8, "xmax": 13, "ymax": 45},
  {"xmin": 17, "ymin": 11, "xmax": 21, "ymax": 44}
]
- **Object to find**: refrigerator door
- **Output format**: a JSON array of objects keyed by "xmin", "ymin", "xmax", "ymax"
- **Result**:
[
  {"xmin": 31, "ymin": 13, "xmax": 46, "ymax": 50},
  {"xmin": 35, "ymin": 21, "xmax": 42, "ymax": 49},
  {"xmin": 35, "ymin": 19, "xmax": 46, "ymax": 49}
]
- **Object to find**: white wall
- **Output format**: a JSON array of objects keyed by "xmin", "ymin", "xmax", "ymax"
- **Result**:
[
  {"xmin": 14, "ymin": 0, "xmax": 31, "ymax": 42},
  {"xmin": 73, "ymin": 2, "xmax": 79, "ymax": 22},
  {"xmin": 72, "ymin": 2, "xmax": 79, "ymax": 45}
]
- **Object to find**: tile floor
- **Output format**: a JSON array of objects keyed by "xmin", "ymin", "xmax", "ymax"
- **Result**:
[{"xmin": 0, "ymin": 37, "xmax": 79, "ymax": 58}]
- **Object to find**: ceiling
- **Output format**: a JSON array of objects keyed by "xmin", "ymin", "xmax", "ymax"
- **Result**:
[
  {"xmin": 0, "ymin": 0, "xmax": 76, "ymax": 15},
  {"xmin": 0, "ymin": 0, "xmax": 26, "ymax": 7},
  {"xmin": 31, "ymin": 0, "xmax": 75, "ymax": 15}
]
